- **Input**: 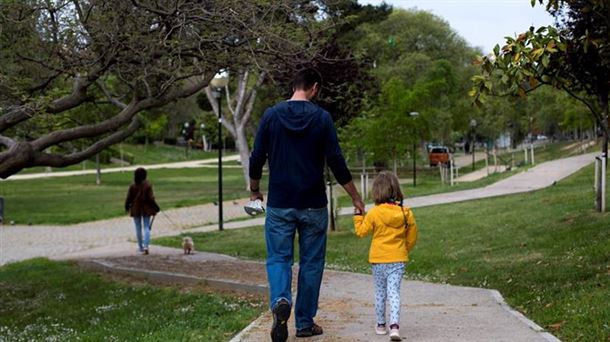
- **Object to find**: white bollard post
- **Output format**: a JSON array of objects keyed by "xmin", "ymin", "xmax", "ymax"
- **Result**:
[
  {"xmin": 485, "ymin": 151, "xmax": 489, "ymax": 176},
  {"xmin": 450, "ymin": 161, "xmax": 454, "ymax": 186},
  {"xmin": 365, "ymin": 172, "xmax": 369, "ymax": 197},
  {"xmin": 602, "ymin": 155, "xmax": 607, "ymax": 213},
  {"xmin": 531, "ymin": 144, "xmax": 535, "ymax": 165},
  {"xmin": 595, "ymin": 158, "xmax": 600, "ymax": 194},
  {"xmin": 512, "ymin": 151, "xmax": 515, "ymax": 169},
  {"xmin": 524, "ymin": 146, "xmax": 528, "ymax": 164},
  {"xmin": 360, "ymin": 173, "xmax": 365, "ymax": 197},
  {"xmin": 439, "ymin": 164, "xmax": 444, "ymax": 184}
]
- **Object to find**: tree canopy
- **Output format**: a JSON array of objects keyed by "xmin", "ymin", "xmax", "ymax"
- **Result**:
[{"xmin": 0, "ymin": 0, "xmax": 338, "ymax": 178}]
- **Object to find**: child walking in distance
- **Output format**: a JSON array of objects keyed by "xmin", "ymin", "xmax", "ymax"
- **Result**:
[{"xmin": 353, "ymin": 171, "xmax": 418, "ymax": 341}]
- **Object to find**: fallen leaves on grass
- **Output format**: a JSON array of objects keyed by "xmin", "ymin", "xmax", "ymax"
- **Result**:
[{"xmin": 547, "ymin": 321, "xmax": 565, "ymax": 331}]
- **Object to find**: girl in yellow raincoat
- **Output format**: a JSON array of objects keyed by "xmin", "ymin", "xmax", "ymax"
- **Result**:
[{"xmin": 354, "ymin": 171, "xmax": 418, "ymax": 341}]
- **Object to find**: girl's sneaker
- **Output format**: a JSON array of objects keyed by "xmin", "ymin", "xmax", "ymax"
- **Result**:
[
  {"xmin": 375, "ymin": 324, "xmax": 387, "ymax": 335},
  {"xmin": 389, "ymin": 324, "xmax": 400, "ymax": 341}
]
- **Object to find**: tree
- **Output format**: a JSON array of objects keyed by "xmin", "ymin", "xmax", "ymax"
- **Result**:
[
  {"xmin": 204, "ymin": 68, "xmax": 265, "ymax": 188},
  {"xmin": 0, "ymin": 0, "xmax": 332, "ymax": 178},
  {"xmin": 472, "ymin": 0, "xmax": 609, "ymax": 210},
  {"xmin": 341, "ymin": 8, "xmax": 481, "ymax": 162},
  {"xmin": 199, "ymin": 1, "xmax": 392, "ymax": 188}
]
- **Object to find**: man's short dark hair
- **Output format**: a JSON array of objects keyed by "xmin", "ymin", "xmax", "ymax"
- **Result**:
[{"xmin": 292, "ymin": 68, "xmax": 322, "ymax": 91}]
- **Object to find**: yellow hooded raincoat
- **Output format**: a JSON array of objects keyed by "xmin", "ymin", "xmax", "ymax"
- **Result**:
[{"xmin": 353, "ymin": 203, "xmax": 418, "ymax": 264}]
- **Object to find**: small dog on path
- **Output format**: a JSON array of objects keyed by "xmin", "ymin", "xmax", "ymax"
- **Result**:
[{"xmin": 182, "ymin": 236, "xmax": 194, "ymax": 255}]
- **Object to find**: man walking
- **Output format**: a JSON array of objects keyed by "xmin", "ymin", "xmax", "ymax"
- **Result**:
[{"xmin": 249, "ymin": 68, "xmax": 365, "ymax": 341}]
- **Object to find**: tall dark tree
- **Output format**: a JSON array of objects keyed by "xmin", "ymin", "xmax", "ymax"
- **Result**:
[{"xmin": 266, "ymin": 1, "xmax": 392, "ymax": 125}]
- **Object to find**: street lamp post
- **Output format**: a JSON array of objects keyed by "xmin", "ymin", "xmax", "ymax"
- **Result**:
[
  {"xmin": 470, "ymin": 119, "xmax": 477, "ymax": 171},
  {"xmin": 210, "ymin": 71, "xmax": 229, "ymax": 231},
  {"xmin": 409, "ymin": 112, "xmax": 420, "ymax": 187}
]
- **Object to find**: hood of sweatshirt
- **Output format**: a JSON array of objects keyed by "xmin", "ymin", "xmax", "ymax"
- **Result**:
[
  {"xmin": 376, "ymin": 204, "xmax": 408, "ymax": 229},
  {"xmin": 275, "ymin": 100, "xmax": 324, "ymax": 133}
]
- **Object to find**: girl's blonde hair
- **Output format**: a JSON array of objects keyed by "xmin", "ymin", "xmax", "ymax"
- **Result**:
[{"xmin": 371, "ymin": 171, "xmax": 404, "ymax": 205}]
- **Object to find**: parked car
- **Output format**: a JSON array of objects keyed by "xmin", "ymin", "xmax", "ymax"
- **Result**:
[{"xmin": 428, "ymin": 146, "xmax": 450, "ymax": 166}]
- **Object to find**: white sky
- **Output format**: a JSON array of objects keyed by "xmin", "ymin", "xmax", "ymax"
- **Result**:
[{"xmin": 358, "ymin": 0, "xmax": 555, "ymax": 53}]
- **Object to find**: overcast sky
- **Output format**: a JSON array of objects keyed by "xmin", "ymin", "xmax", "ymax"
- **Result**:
[{"xmin": 358, "ymin": 0, "xmax": 555, "ymax": 53}]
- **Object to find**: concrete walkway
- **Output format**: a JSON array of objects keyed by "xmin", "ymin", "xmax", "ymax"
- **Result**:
[
  {"xmin": 2, "ymin": 154, "xmax": 240, "ymax": 181},
  {"xmin": 455, "ymin": 165, "xmax": 508, "ymax": 182},
  {"xmin": 452, "ymin": 151, "xmax": 487, "ymax": 168},
  {"xmin": 233, "ymin": 272, "xmax": 558, "ymax": 342},
  {"xmin": 0, "ymin": 198, "xmax": 253, "ymax": 266},
  {"xmin": 61, "ymin": 245, "xmax": 559, "ymax": 342}
]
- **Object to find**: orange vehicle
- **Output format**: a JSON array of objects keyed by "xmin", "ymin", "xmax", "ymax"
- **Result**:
[{"xmin": 428, "ymin": 146, "xmax": 450, "ymax": 166}]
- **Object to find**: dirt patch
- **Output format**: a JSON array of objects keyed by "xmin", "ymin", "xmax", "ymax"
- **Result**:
[{"xmin": 97, "ymin": 254, "xmax": 270, "ymax": 285}]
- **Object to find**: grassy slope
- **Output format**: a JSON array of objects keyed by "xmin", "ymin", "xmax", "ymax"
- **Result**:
[
  {"xmin": 154, "ymin": 165, "xmax": 610, "ymax": 341},
  {"xmin": 0, "ymin": 259, "xmax": 263, "ymax": 341}
]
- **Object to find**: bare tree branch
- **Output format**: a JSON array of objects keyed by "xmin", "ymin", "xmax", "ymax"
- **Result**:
[
  {"xmin": 31, "ymin": 100, "xmax": 141, "ymax": 151},
  {"xmin": 0, "ymin": 135, "xmax": 16, "ymax": 148},
  {"xmin": 240, "ymin": 71, "xmax": 265, "ymax": 130},
  {"xmin": 33, "ymin": 117, "xmax": 141, "ymax": 167},
  {"xmin": 96, "ymin": 81, "xmax": 127, "ymax": 109}
]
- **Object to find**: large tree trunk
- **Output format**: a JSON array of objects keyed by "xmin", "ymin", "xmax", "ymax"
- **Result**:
[
  {"xmin": 205, "ymin": 68, "xmax": 265, "ymax": 190},
  {"xmin": 235, "ymin": 127, "xmax": 251, "ymax": 190},
  {"xmin": 596, "ymin": 94, "xmax": 609, "ymax": 212}
]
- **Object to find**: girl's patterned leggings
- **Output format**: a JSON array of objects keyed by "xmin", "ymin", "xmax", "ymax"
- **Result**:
[{"xmin": 372, "ymin": 262, "xmax": 405, "ymax": 326}]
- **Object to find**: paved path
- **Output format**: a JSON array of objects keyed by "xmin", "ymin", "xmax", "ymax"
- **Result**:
[
  {"xmin": 455, "ymin": 165, "xmax": 508, "ymax": 182},
  {"xmin": 452, "ymin": 151, "xmax": 486, "ymax": 168},
  {"xmin": 233, "ymin": 272, "xmax": 558, "ymax": 342},
  {"xmin": 60, "ymin": 246, "xmax": 559, "ymax": 342},
  {"xmin": 2, "ymin": 154, "xmax": 240, "ymax": 181},
  {"xmin": 0, "ymin": 198, "xmax": 253, "ymax": 265},
  {"xmin": 1, "ymin": 153, "xmax": 597, "ymax": 266}
]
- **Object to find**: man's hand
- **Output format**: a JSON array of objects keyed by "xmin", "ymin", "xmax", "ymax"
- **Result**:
[
  {"xmin": 250, "ymin": 190, "xmax": 264, "ymax": 202},
  {"xmin": 353, "ymin": 197, "xmax": 365, "ymax": 214},
  {"xmin": 341, "ymin": 180, "xmax": 365, "ymax": 214},
  {"xmin": 249, "ymin": 178, "xmax": 263, "ymax": 201}
]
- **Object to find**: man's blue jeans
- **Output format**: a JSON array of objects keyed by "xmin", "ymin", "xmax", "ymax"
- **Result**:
[
  {"xmin": 133, "ymin": 216, "xmax": 151, "ymax": 251},
  {"xmin": 265, "ymin": 206, "xmax": 328, "ymax": 330}
]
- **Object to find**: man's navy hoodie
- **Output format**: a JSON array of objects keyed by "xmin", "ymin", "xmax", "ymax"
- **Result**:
[{"xmin": 249, "ymin": 100, "xmax": 352, "ymax": 209}]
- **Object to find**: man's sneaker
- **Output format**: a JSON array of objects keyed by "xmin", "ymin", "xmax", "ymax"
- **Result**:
[
  {"xmin": 389, "ymin": 324, "xmax": 401, "ymax": 341},
  {"xmin": 271, "ymin": 299, "xmax": 291, "ymax": 342},
  {"xmin": 295, "ymin": 323, "xmax": 323, "ymax": 337},
  {"xmin": 375, "ymin": 323, "xmax": 387, "ymax": 335}
]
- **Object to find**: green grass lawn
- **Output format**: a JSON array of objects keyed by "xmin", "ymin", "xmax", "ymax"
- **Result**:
[
  {"xmin": 0, "ymin": 259, "xmax": 264, "ymax": 341},
  {"xmin": 154, "ymin": 165, "xmax": 610, "ymax": 341},
  {"xmin": 119, "ymin": 144, "xmax": 219, "ymax": 165},
  {"xmin": 0, "ymin": 167, "xmax": 258, "ymax": 225}
]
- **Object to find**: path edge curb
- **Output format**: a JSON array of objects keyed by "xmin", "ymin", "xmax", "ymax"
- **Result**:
[{"xmin": 489, "ymin": 289, "xmax": 561, "ymax": 342}]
